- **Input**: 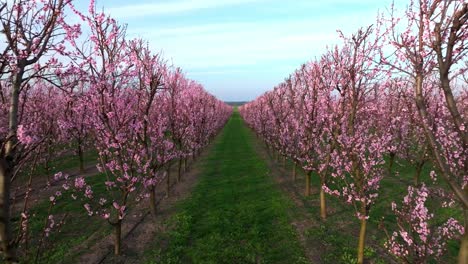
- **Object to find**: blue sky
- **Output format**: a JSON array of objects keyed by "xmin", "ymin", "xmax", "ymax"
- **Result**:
[{"xmin": 79, "ymin": 0, "xmax": 406, "ymax": 101}]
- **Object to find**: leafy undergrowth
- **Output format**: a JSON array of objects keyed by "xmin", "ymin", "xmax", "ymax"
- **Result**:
[{"xmin": 144, "ymin": 110, "xmax": 308, "ymax": 264}]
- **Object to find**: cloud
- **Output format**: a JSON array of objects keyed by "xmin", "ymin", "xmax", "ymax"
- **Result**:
[
  {"xmin": 105, "ymin": 0, "xmax": 264, "ymax": 18},
  {"xmin": 100, "ymin": 0, "xmax": 408, "ymax": 100},
  {"xmin": 127, "ymin": 14, "xmax": 368, "ymax": 70}
]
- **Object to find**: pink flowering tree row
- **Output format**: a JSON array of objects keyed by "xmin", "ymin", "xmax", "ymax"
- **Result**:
[
  {"xmin": 240, "ymin": 1, "xmax": 466, "ymax": 263},
  {"xmin": 0, "ymin": 0, "xmax": 231, "ymax": 262},
  {"xmin": 240, "ymin": 27, "xmax": 393, "ymax": 263}
]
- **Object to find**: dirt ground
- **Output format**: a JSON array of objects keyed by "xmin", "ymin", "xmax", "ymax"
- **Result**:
[
  {"xmin": 11, "ymin": 164, "xmax": 99, "ymax": 213},
  {"xmin": 74, "ymin": 144, "xmax": 216, "ymax": 264}
]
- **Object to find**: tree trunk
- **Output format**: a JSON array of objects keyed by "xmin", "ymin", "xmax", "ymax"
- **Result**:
[
  {"xmin": 177, "ymin": 159, "xmax": 182, "ymax": 183},
  {"xmin": 357, "ymin": 205, "xmax": 367, "ymax": 264},
  {"xmin": 166, "ymin": 164, "xmax": 171, "ymax": 198},
  {"xmin": 149, "ymin": 186, "xmax": 157, "ymax": 217},
  {"xmin": 414, "ymin": 74, "xmax": 468, "ymax": 207},
  {"xmin": 282, "ymin": 156, "xmax": 286, "ymax": 167},
  {"xmin": 292, "ymin": 163, "xmax": 297, "ymax": 181},
  {"xmin": 44, "ymin": 142, "xmax": 52, "ymax": 176},
  {"xmin": 184, "ymin": 158, "xmax": 188, "ymax": 172},
  {"xmin": 414, "ymin": 161, "xmax": 424, "ymax": 187},
  {"xmin": 305, "ymin": 170, "xmax": 311, "ymax": 196},
  {"xmin": 78, "ymin": 142, "xmax": 85, "ymax": 173},
  {"xmin": 0, "ymin": 159, "xmax": 15, "ymax": 263},
  {"xmin": 114, "ymin": 221, "xmax": 122, "ymax": 255},
  {"xmin": 0, "ymin": 71, "xmax": 22, "ymax": 263},
  {"xmin": 439, "ymin": 77, "xmax": 467, "ymax": 148},
  {"xmin": 320, "ymin": 177, "xmax": 327, "ymax": 220},
  {"xmin": 388, "ymin": 152, "xmax": 395, "ymax": 175},
  {"xmin": 460, "ymin": 206, "xmax": 468, "ymax": 264},
  {"xmin": 460, "ymin": 227, "xmax": 468, "ymax": 264}
]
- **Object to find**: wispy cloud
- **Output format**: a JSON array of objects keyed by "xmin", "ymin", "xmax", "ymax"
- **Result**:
[
  {"xmin": 105, "ymin": 0, "xmax": 264, "ymax": 18},
  {"xmin": 95, "ymin": 0, "xmax": 407, "ymax": 100},
  {"xmin": 127, "ymin": 13, "xmax": 367, "ymax": 70}
]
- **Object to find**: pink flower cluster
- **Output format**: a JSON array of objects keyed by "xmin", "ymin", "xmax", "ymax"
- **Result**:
[{"xmin": 386, "ymin": 184, "xmax": 464, "ymax": 263}]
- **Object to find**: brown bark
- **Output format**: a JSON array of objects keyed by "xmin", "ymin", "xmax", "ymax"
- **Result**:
[
  {"xmin": 357, "ymin": 218, "xmax": 367, "ymax": 264},
  {"xmin": 0, "ymin": 1, "xmax": 67, "ymax": 261},
  {"xmin": 388, "ymin": 152, "xmax": 395, "ymax": 175},
  {"xmin": 414, "ymin": 161, "xmax": 425, "ymax": 187},
  {"xmin": 460, "ymin": 207, "xmax": 468, "ymax": 264},
  {"xmin": 166, "ymin": 164, "xmax": 171, "ymax": 198},
  {"xmin": 149, "ymin": 186, "xmax": 157, "ymax": 218},
  {"xmin": 305, "ymin": 170, "xmax": 311, "ymax": 196},
  {"xmin": 114, "ymin": 221, "xmax": 122, "ymax": 255},
  {"xmin": 0, "ymin": 66, "xmax": 23, "ymax": 263},
  {"xmin": 292, "ymin": 162, "xmax": 297, "ymax": 181},
  {"xmin": 433, "ymin": 2, "xmax": 468, "ymax": 149},
  {"xmin": 439, "ymin": 78, "xmax": 467, "ymax": 147},
  {"xmin": 0, "ymin": 159, "xmax": 15, "ymax": 263},
  {"xmin": 414, "ymin": 75, "xmax": 468, "ymax": 207},
  {"xmin": 459, "ymin": 233, "xmax": 468, "ymax": 264},
  {"xmin": 78, "ymin": 142, "xmax": 85, "ymax": 173},
  {"xmin": 177, "ymin": 159, "xmax": 182, "ymax": 183},
  {"xmin": 44, "ymin": 139, "xmax": 53, "ymax": 176},
  {"xmin": 431, "ymin": 5, "xmax": 468, "ymax": 262},
  {"xmin": 357, "ymin": 204, "xmax": 367, "ymax": 264},
  {"xmin": 320, "ymin": 177, "xmax": 327, "ymax": 220}
]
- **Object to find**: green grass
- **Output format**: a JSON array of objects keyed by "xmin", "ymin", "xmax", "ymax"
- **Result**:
[
  {"xmin": 144, "ymin": 110, "xmax": 308, "ymax": 264},
  {"xmin": 15, "ymin": 147, "xmax": 99, "ymax": 186},
  {"xmin": 277, "ymin": 147, "xmax": 462, "ymax": 263},
  {"xmin": 37, "ymin": 148, "xmax": 98, "ymax": 175},
  {"xmin": 13, "ymin": 108, "xmax": 461, "ymax": 263},
  {"xmin": 17, "ymin": 172, "xmax": 112, "ymax": 264}
]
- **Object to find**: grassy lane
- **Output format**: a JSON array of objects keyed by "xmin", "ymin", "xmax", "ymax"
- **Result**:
[{"xmin": 145, "ymin": 110, "xmax": 308, "ymax": 264}]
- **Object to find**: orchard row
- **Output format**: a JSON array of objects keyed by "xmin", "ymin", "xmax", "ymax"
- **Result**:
[
  {"xmin": 0, "ymin": 0, "xmax": 231, "ymax": 262},
  {"xmin": 240, "ymin": 1, "xmax": 467, "ymax": 264}
]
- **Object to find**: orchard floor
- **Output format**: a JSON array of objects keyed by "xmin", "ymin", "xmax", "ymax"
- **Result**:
[
  {"xmin": 140, "ymin": 109, "xmax": 459, "ymax": 264},
  {"xmin": 36, "ymin": 109, "xmax": 458, "ymax": 263},
  {"xmin": 142, "ymin": 110, "xmax": 308, "ymax": 263}
]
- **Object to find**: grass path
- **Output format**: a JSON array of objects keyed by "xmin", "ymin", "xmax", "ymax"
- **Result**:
[{"xmin": 145, "ymin": 110, "xmax": 308, "ymax": 264}]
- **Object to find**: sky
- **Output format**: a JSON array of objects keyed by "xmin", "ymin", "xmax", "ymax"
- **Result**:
[{"xmin": 76, "ymin": 0, "xmax": 407, "ymax": 102}]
